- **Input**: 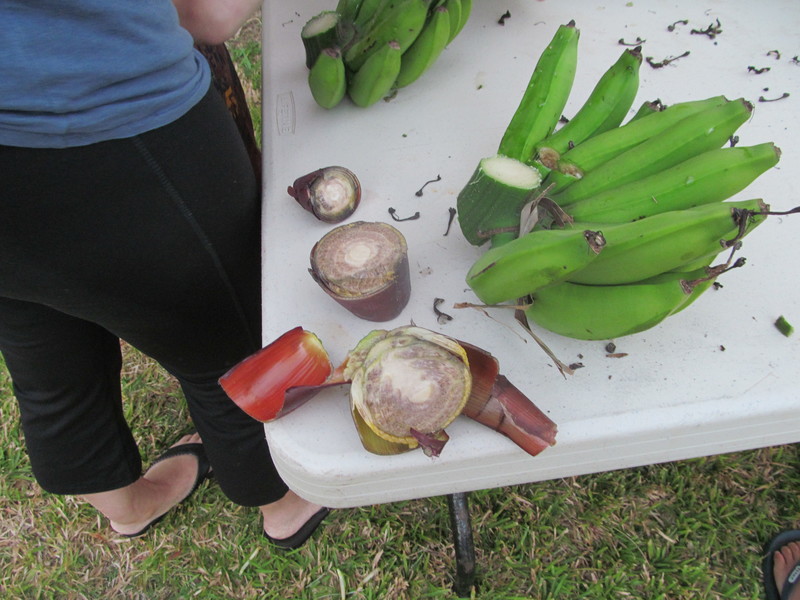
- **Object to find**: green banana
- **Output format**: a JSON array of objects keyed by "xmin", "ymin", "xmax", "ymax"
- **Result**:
[
  {"xmin": 452, "ymin": 0, "xmax": 471, "ymax": 39},
  {"xmin": 352, "ymin": 0, "xmax": 387, "ymax": 31},
  {"xmin": 497, "ymin": 22, "xmax": 580, "ymax": 164},
  {"xmin": 466, "ymin": 227, "xmax": 607, "ymax": 305},
  {"xmin": 565, "ymin": 142, "xmax": 780, "ymax": 222},
  {"xmin": 344, "ymin": 0, "xmax": 429, "ymax": 71},
  {"xmin": 396, "ymin": 5, "xmax": 451, "ymax": 88},
  {"xmin": 664, "ymin": 262, "xmax": 724, "ymax": 315},
  {"xmin": 534, "ymin": 46, "xmax": 643, "ymax": 169},
  {"xmin": 525, "ymin": 267, "xmax": 720, "ymax": 340},
  {"xmin": 628, "ymin": 99, "xmax": 664, "ymax": 122},
  {"xmin": 543, "ymin": 95, "xmax": 730, "ymax": 193},
  {"xmin": 566, "ymin": 198, "xmax": 768, "ymax": 285},
  {"xmin": 549, "ymin": 98, "xmax": 753, "ymax": 205},
  {"xmin": 347, "ymin": 40, "xmax": 402, "ymax": 107},
  {"xmin": 336, "ymin": 0, "xmax": 365, "ymax": 23},
  {"xmin": 444, "ymin": 0, "xmax": 462, "ymax": 43},
  {"xmin": 308, "ymin": 47, "xmax": 347, "ymax": 109}
]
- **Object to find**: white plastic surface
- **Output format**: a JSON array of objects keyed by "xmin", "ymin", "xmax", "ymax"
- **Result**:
[{"xmin": 261, "ymin": 0, "xmax": 800, "ymax": 508}]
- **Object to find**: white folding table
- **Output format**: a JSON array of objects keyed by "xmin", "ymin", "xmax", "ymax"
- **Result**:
[{"xmin": 259, "ymin": 0, "xmax": 799, "ymax": 590}]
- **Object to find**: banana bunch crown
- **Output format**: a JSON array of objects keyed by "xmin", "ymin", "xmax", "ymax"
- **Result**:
[{"xmin": 303, "ymin": 0, "xmax": 473, "ymax": 108}]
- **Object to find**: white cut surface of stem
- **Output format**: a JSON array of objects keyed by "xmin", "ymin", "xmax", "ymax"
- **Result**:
[
  {"xmin": 482, "ymin": 155, "xmax": 542, "ymax": 190},
  {"xmin": 303, "ymin": 11, "xmax": 338, "ymax": 37}
]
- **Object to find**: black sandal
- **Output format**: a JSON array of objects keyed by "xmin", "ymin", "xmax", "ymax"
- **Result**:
[
  {"xmin": 263, "ymin": 507, "xmax": 331, "ymax": 550},
  {"xmin": 763, "ymin": 530, "xmax": 800, "ymax": 600},
  {"xmin": 116, "ymin": 440, "xmax": 212, "ymax": 538}
]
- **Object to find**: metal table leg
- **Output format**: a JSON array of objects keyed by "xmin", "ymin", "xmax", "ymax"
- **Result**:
[{"xmin": 447, "ymin": 492, "xmax": 476, "ymax": 597}]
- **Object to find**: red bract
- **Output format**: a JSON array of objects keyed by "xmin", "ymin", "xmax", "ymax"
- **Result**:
[{"xmin": 219, "ymin": 327, "xmax": 333, "ymax": 422}]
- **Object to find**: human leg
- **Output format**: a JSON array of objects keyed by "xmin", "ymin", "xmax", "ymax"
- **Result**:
[
  {"xmin": 82, "ymin": 433, "xmax": 210, "ymax": 537},
  {"xmin": 0, "ymin": 298, "xmax": 140, "ymax": 495},
  {"xmin": 0, "ymin": 87, "xmax": 324, "ymax": 538}
]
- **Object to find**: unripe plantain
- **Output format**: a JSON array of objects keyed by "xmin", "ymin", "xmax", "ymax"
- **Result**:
[
  {"xmin": 444, "ymin": 0, "xmax": 463, "ymax": 43},
  {"xmin": 497, "ymin": 22, "xmax": 580, "ymax": 164},
  {"xmin": 550, "ymin": 98, "xmax": 753, "ymax": 205},
  {"xmin": 347, "ymin": 40, "xmax": 402, "ymax": 107},
  {"xmin": 542, "ymin": 95, "xmax": 729, "ymax": 193},
  {"xmin": 525, "ymin": 267, "xmax": 719, "ymax": 340},
  {"xmin": 336, "ymin": 0, "xmax": 365, "ymax": 23},
  {"xmin": 565, "ymin": 142, "xmax": 780, "ymax": 222},
  {"xmin": 352, "ymin": 0, "xmax": 386, "ymax": 31},
  {"xmin": 566, "ymin": 198, "xmax": 769, "ymax": 285},
  {"xmin": 628, "ymin": 99, "xmax": 664, "ymax": 122},
  {"xmin": 308, "ymin": 47, "xmax": 347, "ymax": 109},
  {"xmin": 395, "ymin": 5, "xmax": 451, "ymax": 88},
  {"xmin": 344, "ymin": 0, "xmax": 429, "ymax": 71},
  {"xmin": 534, "ymin": 46, "xmax": 643, "ymax": 169},
  {"xmin": 452, "ymin": 0, "xmax": 471, "ymax": 39},
  {"xmin": 466, "ymin": 227, "xmax": 607, "ymax": 305}
]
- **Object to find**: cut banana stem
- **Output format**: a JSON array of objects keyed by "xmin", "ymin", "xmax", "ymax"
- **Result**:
[
  {"xmin": 497, "ymin": 21, "xmax": 580, "ymax": 163},
  {"xmin": 301, "ymin": 11, "xmax": 342, "ymax": 69},
  {"xmin": 395, "ymin": 5, "xmax": 450, "ymax": 88},
  {"xmin": 287, "ymin": 165, "xmax": 361, "ymax": 222},
  {"xmin": 466, "ymin": 226, "xmax": 607, "ymax": 305},
  {"xmin": 565, "ymin": 142, "xmax": 780, "ymax": 222},
  {"xmin": 535, "ymin": 46, "xmax": 643, "ymax": 169},
  {"xmin": 347, "ymin": 39, "xmax": 403, "ymax": 107},
  {"xmin": 567, "ymin": 198, "xmax": 769, "ymax": 285},
  {"xmin": 550, "ymin": 98, "xmax": 753, "ymax": 205},
  {"xmin": 546, "ymin": 95, "xmax": 729, "ymax": 191},
  {"xmin": 526, "ymin": 267, "xmax": 718, "ymax": 340},
  {"xmin": 456, "ymin": 155, "xmax": 543, "ymax": 247},
  {"xmin": 346, "ymin": 326, "xmax": 471, "ymax": 455},
  {"xmin": 309, "ymin": 221, "xmax": 411, "ymax": 321}
]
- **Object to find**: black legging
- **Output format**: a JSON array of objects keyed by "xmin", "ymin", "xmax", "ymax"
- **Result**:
[{"xmin": 0, "ymin": 86, "xmax": 288, "ymax": 506}]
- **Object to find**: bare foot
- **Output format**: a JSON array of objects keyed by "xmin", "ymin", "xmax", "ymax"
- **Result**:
[
  {"xmin": 261, "ymin": 490, "xmax": 325, "ymax": 540},
  {"xmin": 774, "ymin": 541, "xmax": 800, "ymax": 600},
  {"xmin": 107, "ymin": 433, "xmax": 206, "ymax": 536}
]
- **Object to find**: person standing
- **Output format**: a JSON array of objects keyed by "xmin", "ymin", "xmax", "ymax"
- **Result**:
[{"xmin": 0, "ymin": 0, "xmax": 328, "ymax": 547}]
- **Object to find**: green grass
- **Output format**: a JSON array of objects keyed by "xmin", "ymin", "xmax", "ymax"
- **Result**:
[
  {"xmin": 2, "ymin": 19, "xmax": 799, "ymax": 600},
  {"xmin": 1, "ymin": 348, "xmax": 799, "ymax": 599}
]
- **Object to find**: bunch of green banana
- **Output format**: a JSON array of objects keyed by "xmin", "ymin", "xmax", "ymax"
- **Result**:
[
  {"xmin": 455, "ymin": 20, "xmax": 791, "ymax": 341},
  {"xmin": 302, "ymin": 0, "xmax": 473, "ymax": 109}
]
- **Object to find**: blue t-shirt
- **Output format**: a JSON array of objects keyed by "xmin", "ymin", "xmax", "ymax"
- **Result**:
[{"xmin": 0, "ymin": 0, "xmax": 211, "ymax": 148}]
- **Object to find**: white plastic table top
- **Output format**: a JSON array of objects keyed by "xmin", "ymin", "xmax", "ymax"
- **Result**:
[{"xmin": 260, "ymin": 0, "xmax": 800, "ymax": 508}]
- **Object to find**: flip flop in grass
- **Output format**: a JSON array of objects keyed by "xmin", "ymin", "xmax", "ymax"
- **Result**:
[
  {"xmin": 116, "ymin": 438, "xmax": 212, "ymax": 538},
  {"xmin": 763, "ymin": 530, "xmax": 800, "ymax": 600}
]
